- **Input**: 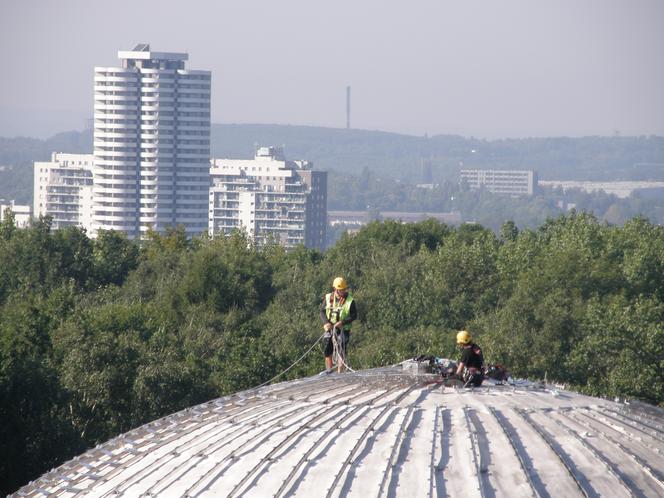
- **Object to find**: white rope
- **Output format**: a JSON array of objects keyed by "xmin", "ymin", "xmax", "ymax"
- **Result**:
[
  {"xmin": 331, "ymin": 325, "xmax": 355, "ymax": 373},
  {"xmin": 255, "ymin": 332, "xmax": 327, "ymax": 389}
]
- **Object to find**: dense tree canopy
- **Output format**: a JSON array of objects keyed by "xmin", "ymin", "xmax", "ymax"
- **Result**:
[{"xmin": 1, "ymin": 213, "xmax": 663, "ymax": 494}]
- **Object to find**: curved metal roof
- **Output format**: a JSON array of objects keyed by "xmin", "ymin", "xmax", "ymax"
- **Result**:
[{"xmin": 12, "ymin": 364, "xmax": 664, "ymax": 497}]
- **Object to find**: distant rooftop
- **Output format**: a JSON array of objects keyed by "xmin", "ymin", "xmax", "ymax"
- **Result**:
[
  {"xmin": 255, "ymin": 145, "xmax": 285, "ymax": 161},
  {"xmin": 117, "ymin": 43, "xmax": 188, "ymax": 62}
]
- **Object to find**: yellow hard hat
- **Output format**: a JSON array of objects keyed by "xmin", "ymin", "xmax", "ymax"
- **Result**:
[
  {"xmin": 333, "ymin": 277, "xmax": 348, "ymax": 290},
  {"xmin": 456, "ymin": 330, "xmax": 472, "ymax": 345}
]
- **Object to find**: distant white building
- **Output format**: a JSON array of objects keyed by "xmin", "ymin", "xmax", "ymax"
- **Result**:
[
  {"xmin": 460, "ymin": 169, "xmax": 537, "ymax": 196},
  {"xmin": 327, "ymin": 210, "xmax": 461, "ymax": 227},
  {"xmin": 93, "ymin": 44, "xmax": 211, "ymax": 239},
  {"xmin": 539, "ymin": 180, "xmax": 664, "ymax": 199},
  {"xmin": 33, "ymin": 153, "xmax": 94, "ymax": 231},
  {"xmin": 0, "ymin": 200, "xmax": 31, "ymax": 228},
  {"xmin": 209, "ymin": 147, "xmax": 327, "ymax": 249}
]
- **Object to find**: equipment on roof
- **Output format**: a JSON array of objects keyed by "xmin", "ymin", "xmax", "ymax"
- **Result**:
[
  {"xmin": 411, "ymin": 355, "xmax": 459, "ymax": 383},
  {"xmin": 411, "ymin": 355, "xmax": 511, "ymax": 388},
  {"xmin": 485, "ymin": 363, "xmax": 509, "ymax": 382}
]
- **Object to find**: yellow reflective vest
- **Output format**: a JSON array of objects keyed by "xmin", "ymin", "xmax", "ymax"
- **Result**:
[{"xmin": 325, "ymin": 292, "xmax": 354, "ymax": 331}]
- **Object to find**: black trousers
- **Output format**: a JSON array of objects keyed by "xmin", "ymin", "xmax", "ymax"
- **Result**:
[{"xmin": 323, "ymin": 330, "xmax": 350, "ymax": 357}]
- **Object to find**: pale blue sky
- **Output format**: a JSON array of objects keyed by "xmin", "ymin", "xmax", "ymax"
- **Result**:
[{"xmin": 1, "ymin": 0, "xmax": 662, "ymax": 138}]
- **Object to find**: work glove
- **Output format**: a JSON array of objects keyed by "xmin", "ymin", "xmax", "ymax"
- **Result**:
[{"xmin": 324, "ymin": 323, "xmax": 332, "ymax": 332}]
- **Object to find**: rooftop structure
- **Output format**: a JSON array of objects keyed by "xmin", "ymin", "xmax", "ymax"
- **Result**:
[
  {"xmin": 93, "ymin": 44, "xmax": 211, "ymax": 239},
  {"xmin": 210, "ymin": 147, "xmax": 327, "ymax": 249},
  {"xmin": 13, "ymin": 364, "xmax": 664, "ymax": 497},
  {"xmin": 461, "ymin": 169, "xmax": 537, "ymax": 196},
  {"xmin": 33, "ymin": 153, "xmax": 94, "ymax": 231}
]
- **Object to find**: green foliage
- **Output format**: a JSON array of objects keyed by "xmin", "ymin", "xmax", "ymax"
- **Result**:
[
  {"xmin": 2, "ymin": 213, "xmax": 664, "ymax": 493},
  {"xmin": 92, "ymin": 230, "xmax": 139, "ymax": 287},
  {"xmin": 568, "ymin": 296, "xmax": 664, "ymax": 405}
]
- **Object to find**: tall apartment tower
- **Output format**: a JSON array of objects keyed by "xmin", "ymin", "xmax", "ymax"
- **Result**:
[{"xmin": 93, "ymin": 44, "xmax": 211, "ymax": 238}]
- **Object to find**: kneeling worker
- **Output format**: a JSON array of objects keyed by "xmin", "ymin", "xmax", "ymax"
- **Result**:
[
  {"xmin": 320, "ymin": 277, "xmax": 357, "ymax": 373},
  {"xmin": 455, "ymin": 330, "xmax": 484, "ymax": 387}
]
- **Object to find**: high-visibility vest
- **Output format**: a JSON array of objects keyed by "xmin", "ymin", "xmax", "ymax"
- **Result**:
[{"xmin": 325, "ymin": 292, "xmax": 354, "ymax": 331}]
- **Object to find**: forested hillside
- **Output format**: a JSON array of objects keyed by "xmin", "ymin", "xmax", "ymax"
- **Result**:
[
  {"xmin": 210, "ymin": 124, "xmax": 664, "ymax": 182},
  {"xmin": 1, "ymin": 212, "xmax": 663, "ymax": 494},
  {"xmin": 2, "ymin": 125, "xmax": 663, "ymax": 203}
]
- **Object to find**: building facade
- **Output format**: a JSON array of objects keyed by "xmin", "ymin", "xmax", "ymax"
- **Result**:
[
  {"xmin": 0, "ymin": 200, "xmax": 31, "ymax": 228},
  {"xmin": 460, "ymin": 169, "xmax": 537, "ymax": 196},
  {"xmin": 33, "ymin": 153, "xmax": 94, "ymax": 231},
  {"xmin": 93, "ymin": 44, "xmax": 211, "ymax": 239},
  {"xmin": 209, "ymin": 147, "xmax": 327, "ymax": 249}
]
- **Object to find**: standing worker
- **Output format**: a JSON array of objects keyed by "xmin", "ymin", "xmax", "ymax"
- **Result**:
[
  {"xmin": 320, "ymin": 277, "xmax": 358, "ymax": 373},
  {"xmin": 455, "ymin": 330, "xmax": 484, "ymax": 387}
]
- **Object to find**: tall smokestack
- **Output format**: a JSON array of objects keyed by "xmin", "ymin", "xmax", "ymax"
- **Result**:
[{"xmin": 346, "ymin": 86, "xmax": 351, "ymax": 129}]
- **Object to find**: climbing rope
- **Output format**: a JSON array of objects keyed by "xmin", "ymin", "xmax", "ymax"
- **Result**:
[
  {"xmin": 331, "ymin": 325, "xmax": 355, "ymax": 373},
  {"xmin": 254, "ymin": 332, "xmax": 327, "ymax": 389},
  {"xmin": 253, "ymin": 323, "xmax": 358, "ymax": 391}
]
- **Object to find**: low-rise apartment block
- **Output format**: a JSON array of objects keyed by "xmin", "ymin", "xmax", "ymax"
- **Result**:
[
  {"xmin": 209, "ymin": 147, "xmax": 327, "ymax": 249},
  {"xmin": 33, "ymin": 153, "xmax": 94, "ymax": 231},
  {"xmin": 460, "ymin": 169, "xmax": 537, "ymax": 196},
  {"xmin": 0, "ymin": 200, "xmax": 31, "ymax": 228}
]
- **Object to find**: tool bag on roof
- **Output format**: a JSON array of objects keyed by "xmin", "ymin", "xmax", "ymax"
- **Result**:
[{"xmin": 413, "ymin": 355, "xmax": 458, "ymax": 377}]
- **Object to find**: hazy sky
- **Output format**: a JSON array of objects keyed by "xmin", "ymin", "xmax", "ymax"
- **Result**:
[{"xmin": 1, "ymin": 0, "xmax": 663, "ymax": 138}]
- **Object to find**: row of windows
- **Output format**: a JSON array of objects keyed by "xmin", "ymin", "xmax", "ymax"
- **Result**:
[
  {"xmin": 95, "ymin": 174, "xmax": 137, "ymax": 180},
  {"xmin": 94, "ymin": 96, "xmax": 210, "ymax": 103},
  {"xmin": 141, "ymin": 82, "xmax": 174, "ymax": 88},
  {"xmin": 94, "ymin": 79, "xmax": 138, "ymax": 86},
  {"xmin": 95, "ymin": 202, "xmax": 136, "ymax": 208},
  {"xmin": 140, "ymin": 149, "xmax": 210, "ymax": 155},
  {"xmin": 96, "ymin": 147, "xmax": 138, "ymax": 152},
  {"xmin": 95, "ymin": 90, "xmax": 139, "ymax": 96},
  {"xmin": 138, "ymin": 112, "xmax": 210, "ymax": 118},
  {"xmin": 180, "ymin": 74, "xmax": 211, "ymax": 81},
  {"xmin": 95, "ymin": 109, "xmax": 139, "ymax": 115},
  {"xmin": 95, "ymin": 79, "xmax": 138, "ymax": 84},
  {"xmin": 178, "ymin": 83, "xmax": 211, "ymax": 90},
  {"xmin": 97, "ymin": 137, "xmax": 137, "ymax": 143},
  {"xmin": 95, "ymin": 118, "xmax": 138, "ymax": 125}
]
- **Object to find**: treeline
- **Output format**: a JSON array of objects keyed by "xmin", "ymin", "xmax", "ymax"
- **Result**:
[
  {"xmin": 328, "ymin": 168, "xmax": 664, "ymax": 231},
  {"xmin": 1, "ymin": 212, "xmax": 664, "ymax": 493}
]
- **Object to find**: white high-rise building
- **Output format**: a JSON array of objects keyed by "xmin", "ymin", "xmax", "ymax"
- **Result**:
[
  {"xmin": 93, "ymin": 44, "xmax": 211, "ymax": 238},
  {"xmin": 33, "ymin": 153, "xmax": 94, "ymax": 231},
  {"xmin": 209, "ymin": 147, "xmax": 327, "ymax": 249}
]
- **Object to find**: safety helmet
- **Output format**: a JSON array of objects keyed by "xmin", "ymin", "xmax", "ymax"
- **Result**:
[
  {"xmin": 333, "ymin": 277, "xmax": 348, "ymax": 290},
  {"xmin": 456, "ymin": 330, "xmax": 472, "ymax": 345}
]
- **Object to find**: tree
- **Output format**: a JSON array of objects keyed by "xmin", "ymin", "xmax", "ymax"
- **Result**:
[
  {"xmin": 0, "ymin": 207, "xmax": 16, "ymax": 240},
  {"xmin": 92, "ymin": 230, "xmax": 139, "ymax": 287}
]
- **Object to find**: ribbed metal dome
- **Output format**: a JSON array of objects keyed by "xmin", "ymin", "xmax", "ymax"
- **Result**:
[{"xmin": 12, "ymin": 364, "xmax": 664, "ymax": 497}]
